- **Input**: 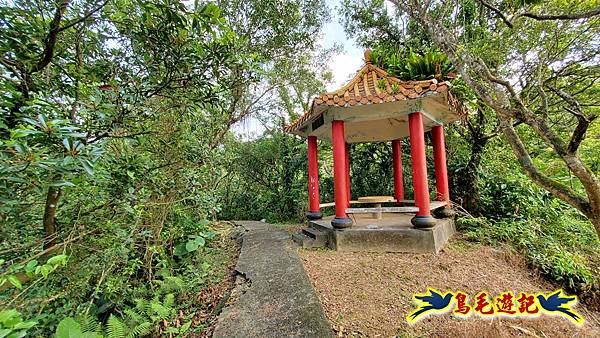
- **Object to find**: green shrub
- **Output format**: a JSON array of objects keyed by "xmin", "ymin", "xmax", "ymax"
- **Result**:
[{"xmin": 0, "ymin": 309, "xmax": 37, "ymax": 337}]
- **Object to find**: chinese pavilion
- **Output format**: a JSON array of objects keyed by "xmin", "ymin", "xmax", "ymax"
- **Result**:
[{"xmin": 285, "ymin": 50, "xmax": 464, "ymax": 230}]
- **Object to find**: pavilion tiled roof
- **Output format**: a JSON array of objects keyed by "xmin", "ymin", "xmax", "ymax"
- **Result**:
[{"xmin": 284, "ymin": 60, "xmax": 463, "ymax": 133}]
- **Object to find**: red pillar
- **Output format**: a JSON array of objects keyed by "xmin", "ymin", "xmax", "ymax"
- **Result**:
[
  {"xmin": 432, "ymin": 125, "xmax": 450, "ymax": 205},
  {"xmin": 307, "ymin": 136, "xmax": 322, "ymax": 220},
  {"xmin": 345, "ymin": 143, "xmax": 351, "ymax": 207},
  {"xmin": 331, "ymin": 120, "xmax": 352, "ymax": 228},
  {"xmin": 392, "ymin": 139, "xmax": 404, "ymax": 203},
  {"xmin": 408, "ymin": 112, "xmax": 435, "ymax": 228}
]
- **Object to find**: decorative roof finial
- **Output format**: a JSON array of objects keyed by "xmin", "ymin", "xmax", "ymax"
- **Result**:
[{"xmin": 364, "ymin": 49, "xmax": 372, "ymax": 64}]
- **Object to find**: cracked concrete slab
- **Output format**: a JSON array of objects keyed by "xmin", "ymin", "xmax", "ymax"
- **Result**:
[{"xmin": 213, "ymin": 221, "xmax": 333, "ymax": 338}]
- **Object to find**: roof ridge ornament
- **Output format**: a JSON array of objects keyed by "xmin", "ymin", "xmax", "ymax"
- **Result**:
[{"xmin": 364, "ymin": 49, "xmax": 372, "ymax": 64}]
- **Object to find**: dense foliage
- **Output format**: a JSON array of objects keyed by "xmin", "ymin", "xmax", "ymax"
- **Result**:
[
  {"xmin": 0, "ymin": 0, "xmax": 329, "ymax": 335},
  {"xmin": 370, "ymin": 47, "xmax": 456, "ymax": 81}
]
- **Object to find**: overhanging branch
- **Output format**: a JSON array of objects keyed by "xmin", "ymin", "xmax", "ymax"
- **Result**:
[
  {"xmin": 31, "ymin": 0, "xmax": 70, "ymax": 73},
  {"xmin": 516, "ymin": 7, "xmax": 600, "ymax": 22},
  {"xmin": 500, "ymin": 118, "xmax": 591, "ymax": 214},
  {"xmin": 57, "ymin": 0, "xmax": 109, "ymax": 33},
  {"xmin": 477, "ymin": 0, "xmax": 599, "ymax": 28},
  {"xmin": 478, "ymin": 0, "xmax": 513, "ymax": 28}
]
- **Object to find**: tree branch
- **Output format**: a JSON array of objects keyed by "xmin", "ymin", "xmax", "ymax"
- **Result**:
[
  {"xmin": 544, "ymin": 83, "xmax": 597, "ymax": 153},
  {"xmin": 478, "ymin": 0, "xmax": 513, "ymax": 28},
  {"xmin": 478, "ymin": 1, "xmax": 599, "ymax": 28},
  {"xmin": 57, "ymin": 0, "xmax": 109, "ymax": 33},
  {"xmin": 500, "ymin": 119, "xmax": 591, "ymax": 214},
  {"xmin": 546, "ymin": 84, "xmax": 583, "ymax": 112},
  {"xmin": 516, "ymin": 7, "xmax": 600, "ymax": 22},
  {"xmin": 208, "ymin": 83, "xmax": 278, "ymax": 150},
  {"xmin": 31, "ymin": 0, "xmax": 70, "ymax": 73},
  {"xmin": 87, "ymin": 131, "xmax": 153, "ymax": 144},
  {"xmin": 565, "ymin": 107, "xmax": 596, "ymax": 154}
]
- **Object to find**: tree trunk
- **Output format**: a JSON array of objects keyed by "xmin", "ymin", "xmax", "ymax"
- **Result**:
[
  {"xmin": 590, "ymin": 212, "xmax": 600, "ymax": 240},
  {"xmin": 462, "ymin": 135, "xmax": 487, "ymax": 215},
  {"xmin": 458, "ymin": 107, "xmax": 491, "ymax": 215},
  {"xmin": 43, "ymin": 186, "xmax": 62, "ymax": 250},
  {"xmin": 501, "ymin": 118, "xmax": 600, "ymax": 234}
]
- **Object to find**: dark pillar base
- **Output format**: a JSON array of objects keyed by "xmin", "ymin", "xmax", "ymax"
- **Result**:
[
  {"xmin": 411, "ymin": 215, "xmax": 436, "ymax": 228},
  {"xmin": 433, "ymin": 206, "xmax": 455, "ymax": 219},
  {"xmin": 306, "ymin": 211, "xmax": 323, "ymax": 220},
  {"xmin": 331, "ymin": 217, "xmax": 353, "ymax": 229}
]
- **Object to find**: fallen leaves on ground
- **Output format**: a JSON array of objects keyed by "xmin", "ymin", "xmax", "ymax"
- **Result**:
[{"xmin": 299, "ymin": 238, "xmax": 600, "ymax": 338}]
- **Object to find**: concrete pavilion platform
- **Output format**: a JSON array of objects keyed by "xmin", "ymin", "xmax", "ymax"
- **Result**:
[{"xmin": 303, "ymin": 213, "xmax": 455, "ymax": 253}]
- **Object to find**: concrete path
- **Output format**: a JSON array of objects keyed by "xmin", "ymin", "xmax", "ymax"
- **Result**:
[{"xmin": 213, "ymin": 221, "xmax": 333, "ymax": 338}]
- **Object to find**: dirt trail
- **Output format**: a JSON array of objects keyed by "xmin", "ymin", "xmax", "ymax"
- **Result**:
[{"xmin": 299, "ymin": 239, "xmax": 600, "ymax": 337}]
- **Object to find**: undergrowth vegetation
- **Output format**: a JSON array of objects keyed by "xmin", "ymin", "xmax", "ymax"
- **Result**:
[{"xmin": 1, "ymin": 0, "xmax": 328, "ymax": 336}]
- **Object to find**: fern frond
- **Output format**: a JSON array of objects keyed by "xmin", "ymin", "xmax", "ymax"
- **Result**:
[
  {"xmin": 126, "ymin": 321, "xmax": 152, "ymax": 338},
  {"xmin": 157, "ymin": 276, "xmax": 185, "ymax": 294},
  {"xmin": 149, "ymin": 301, "xmax": 170, "ymax": 319},
  {"xmin": 163, "ymin": 293, "xmax": 175, "ymax": 308},
  {"xmin": 107, "ymin": 314, "xmax": 128, "ymax": 338},
  {"xmin": 123, "ymin": 308, "xmax": 145, "ymax": 324},
  {"xmin": 133, "ymin": 298, "xmax": 147, "ymax": 313},
  {"xmin": 77, "ymin": 314, "xmax": 102, "ymax": 333}
]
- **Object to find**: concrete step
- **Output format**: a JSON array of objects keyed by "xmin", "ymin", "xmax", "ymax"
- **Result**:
[
  {"xmin": 304, "ymin": 228, "xmax": 327, "ymax": 245},
  {"xmin": 292, "ymin": 233, "xmax": 314, "ymax": 248},
  {"xmin": 294, "ymin": 227, "xmax": 329, "ymax": 248},
  {"xmin": 302, "ymin": 227, "xmax": 325, "ymax": 239},
  {"xmin": 293, "ymin": 230, "xmax": 330, "ymax": 249}
]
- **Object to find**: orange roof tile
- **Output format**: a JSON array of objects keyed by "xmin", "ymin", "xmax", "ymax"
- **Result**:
[{"xmin": 284, "ymin": 58, "xmax": 464, "ymax": 134}]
